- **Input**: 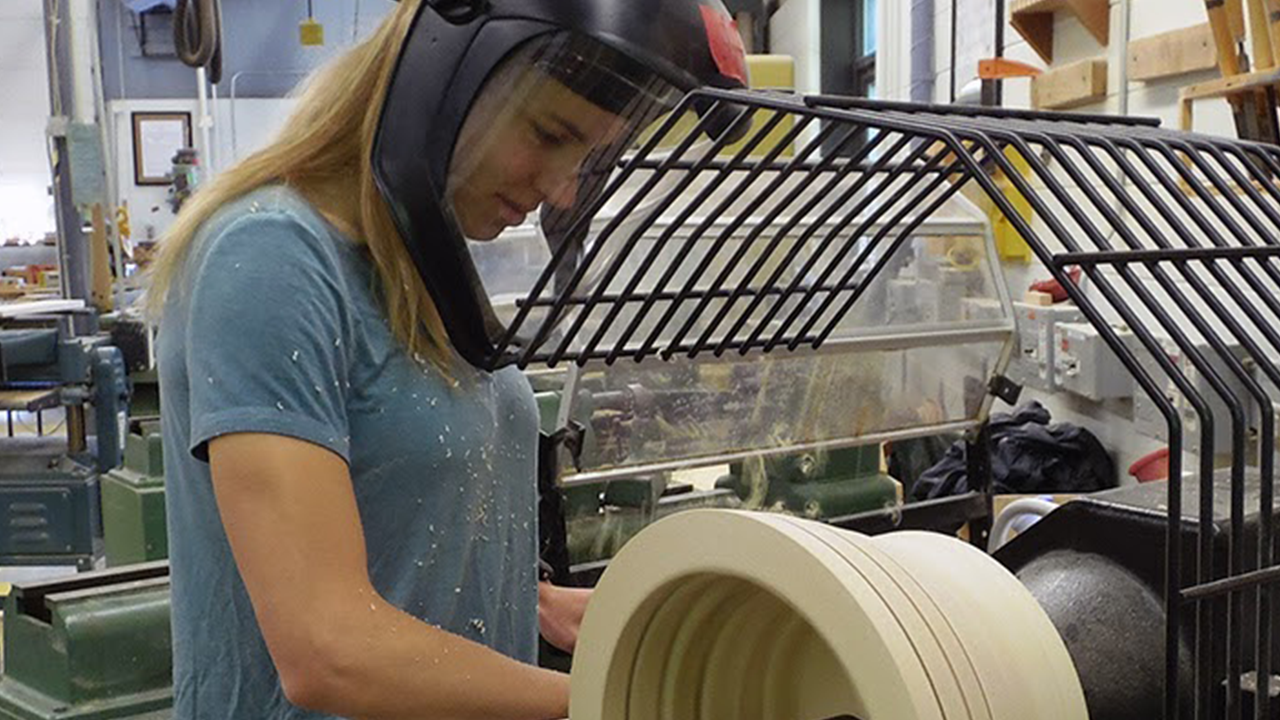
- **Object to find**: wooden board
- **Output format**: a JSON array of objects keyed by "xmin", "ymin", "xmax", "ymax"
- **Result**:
[
  {"xmin": 1031, "ymin": 58, "xmax": 1109, "ymax": 110},
  {"xmin": 1128, "ymin": 24, "xmax": 1218, "ymax": 82},
  {"xmin": 0, "ymin": 388, "xmax": 61, "ymax": 412},
  {"xmin": 0, "ymin": 299, "xmax": 86, "ymax": 319},
  {"xmin": 1181, "ymin": 64, "xmax": 1280, "ymax": 100},
  {"xmin": 90, "ymin": 203, "xmax": 113, "ymax": 312}
]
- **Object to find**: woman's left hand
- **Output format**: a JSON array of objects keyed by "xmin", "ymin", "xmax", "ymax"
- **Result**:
[{"xmin": 538, "ymin": 582, "xmax": 593, "ymax": 654}]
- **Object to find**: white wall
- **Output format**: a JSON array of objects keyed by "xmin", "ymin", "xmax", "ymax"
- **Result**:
[
  {"xmin": 769, "ymin": 0, "xmax": 908, "ymax": 100},
  {"xmin": 109, "ymin": 96, "xmax": 296, "ymax": 242},
  {"xmin": 770, "ymin": 0, "xmax": 822, "ymax": 95},
  {"xmin": 918, "ymin": 0, "xmax": 1237, "ymax": 134},
  {"xmin": 0, "ymin": 0, "xmax": 55, "ymax": 244}
]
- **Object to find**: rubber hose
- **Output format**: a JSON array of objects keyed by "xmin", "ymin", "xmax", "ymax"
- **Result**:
[
  {"xmin": 987, "ymin": 497, "xmax": 1061, "ymax": 553},
  {"xmin": 174, "ymin": 0, "xmax": 222, "ymax": 84}
]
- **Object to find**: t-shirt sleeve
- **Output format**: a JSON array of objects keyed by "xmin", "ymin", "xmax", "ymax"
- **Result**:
[{"xmin": 183, "ymin": 210, "xmax": 353, "ymax": 463}]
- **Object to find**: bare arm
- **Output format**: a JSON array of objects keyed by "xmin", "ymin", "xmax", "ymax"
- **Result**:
[
  {"xmin": 208, "ymin": 433, "xmax": 569, "ymax": 720},
  {"xmin": 538, "ymin": 583, "xmax": 593, "ymax": 654}
]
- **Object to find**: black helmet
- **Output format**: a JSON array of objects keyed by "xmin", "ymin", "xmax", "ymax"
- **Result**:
[{"xmin": 371, "ymin": 0, "xmax": 750, "ymax": 369}]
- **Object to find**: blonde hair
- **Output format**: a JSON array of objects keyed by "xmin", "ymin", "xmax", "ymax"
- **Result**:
[{"xmin": 145, "ymin": 0, "xmax": 452, "ymax": 369}]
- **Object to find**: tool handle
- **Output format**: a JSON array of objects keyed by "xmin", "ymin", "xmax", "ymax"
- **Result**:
[
  {"xmin": 1208, "ymin": 0, "xmax": 1245, "ymax": 76},
  {"xmin": 1248, "ymin": 0, "xmax": 1276, "ymax": 68}
]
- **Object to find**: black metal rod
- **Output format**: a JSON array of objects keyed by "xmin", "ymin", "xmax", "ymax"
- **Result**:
[
  {"xmin": 624, "ymin": 121, "xmax": 872, "ymax": 363},
  {"xmin": 747, "ymin": 129, "xmax": 931, "ymax": 351},
  {"xmin": 769, "ymin": 140, "xmax": 970, "ymax": 352},
  {"xmin": 591, "ymin": 118, "xmax": 866, "ymax": 364},
  {"xmin": 534, "ymin": 332, "xmax": 843, "ymax": 364},
  {"xmin": 1180, "ymin": 142, "xmax": 1280, "ymax": 307},
  {"xmin": 944, "ymin": 113, "xmax": 1234, "ymax": 719},
  {"xmin": 705, "ymin": 134, "xmax": 925, "ymax": 357},
  {"xmin": 492, "ymin": 92, "xmax": 705, "ymax": 362},
  {"xmin": 569, "ymin": 109, "xmax": 796, "ymax": 365},
  {"xmin": 899, "ymin": 111, "xmax": 1198, "ymax": 720},
  {"xmin": 532, "ymin": 101, "xmax": 739, "ymax": 368},
  {"xmin": 1138, "ymin": 138, "xmax": 1280, "ymax": 720},
  {"xmin": 1183, "ymin": 565, "xmax": 1280, "ymax": 602},
  {"xmin": 624, "ymin": 120, "xmax": 846, "ymax": 361},
  {"xmin": 621, "ymin": 156, "xmax": 965, "ymax": 176},
  {"xmin": 608, "ymin": 121, "xmax": 886, "ymax": 364},
  {"xmin": 677, "ymin": 131, "xmax": 913, "ymax": 357},
  {"xmin": 626, "ymin": 123, "xmax": 858, "ymax": 361},
  {"xmin": 1079, "ymin": 134, "xmax": 1263, "ymax": 719},
  {"xmin": 805, "ymin": 165, "xmax": 976, "ymax": 349},
  {"xmin": 729, "ymin": 135, "xmax": 931, "ymax": 352},
  {"xmin": 1053, "ymin": 245, "xmax": 1280, "ymax": 266},
  {"xmin": 655, "ymin": 124, "xmax": 865, "ymax": 358},
  {"xmin": 514, "ymin": 283, "xmax": 872, "ymax": 308},
  {"xmin": 1116, "ymin": 129, "xmax": 1280, "ymax": 720},
  {"xmin": 804, "ymin": 94, "xmax": 1164, "ymax": 127},
  {"xmin": 994, "ymin": 0, "xmax": 1006, "ymax": 106}
]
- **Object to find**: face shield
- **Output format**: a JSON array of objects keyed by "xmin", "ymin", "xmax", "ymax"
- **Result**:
[
  {"xmin": 372, "ymin": 0, "xmax": 751, "ymax": 371},
  {"xmin": 445, "ymin": 33, "xmax": 685, "ymax": 364}
]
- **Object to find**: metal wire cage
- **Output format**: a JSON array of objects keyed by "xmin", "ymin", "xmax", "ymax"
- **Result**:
[
  {"xmin": 494, "ymin": 88, "xmax": 1280, "ymax": 718},
  {"xmin": 824, "ymin": 96, "xmax": 1280, "ymax": 720}
]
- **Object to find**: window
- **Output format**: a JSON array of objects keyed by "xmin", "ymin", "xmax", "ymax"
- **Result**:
[
  {"xmin": 820, "ymin": 0, "xmax": 877, "ymax": 155},
  {"xmin": 854, "ymin": 0, "xmax": 877, "ymax": 99}
]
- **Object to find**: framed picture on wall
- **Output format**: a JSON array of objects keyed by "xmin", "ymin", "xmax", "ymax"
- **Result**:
[{"xmin": 132, "ymin": 111, "xmax": 192, "ymax": 186}]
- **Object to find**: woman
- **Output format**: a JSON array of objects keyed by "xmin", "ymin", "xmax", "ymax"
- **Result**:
[{"xmin": 147, "ymin": 0, "xmax": 746, "ymax": 718}]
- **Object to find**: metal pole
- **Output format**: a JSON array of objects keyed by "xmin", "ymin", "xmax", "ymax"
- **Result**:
[
  {"xmin": 44, "ymin": 0, "xmax": 91, "ymax": 313},
  {"xmin": 994, "ymin": 0, "xmax": 1005, "ymax": 105},
  {"xmin": 196, "ymin": 66, "xmax": 213, "ymax": 184}
]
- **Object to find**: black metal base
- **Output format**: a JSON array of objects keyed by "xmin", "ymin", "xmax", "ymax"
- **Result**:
[{"xmin": 996, "ymin": 475, "xmax": 1280, "ymax": 720}]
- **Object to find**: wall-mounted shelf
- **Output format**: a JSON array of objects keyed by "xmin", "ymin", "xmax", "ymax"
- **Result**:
[
  {"xmin": 1031, "ymin": 57, "xmax": 1108, "ymax": 109},
  {"xmin": 1010, "ymin": 0, "xmax": 1110, "ymax": 64},
  {"xmin": 1178, "ymin": 65, "xmax": 1280, "ymax": 133}
]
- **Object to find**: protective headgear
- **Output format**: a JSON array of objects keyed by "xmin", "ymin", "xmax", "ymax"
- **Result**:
[{"xmin": 372, "ymin": 0, "xmax": 750, "ymax": 369}]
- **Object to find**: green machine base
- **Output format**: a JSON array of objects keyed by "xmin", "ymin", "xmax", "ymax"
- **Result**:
[
  {"xmin": 0, "ymin": 563, "xmax": 172, "ymax": 720},
  {"xmin": 102, "ymin": 424, "xmax": 166, "ymax": 567},
  {"xmin": 0, "ymin": 446, "xmax": 102, "ymax": 571}
]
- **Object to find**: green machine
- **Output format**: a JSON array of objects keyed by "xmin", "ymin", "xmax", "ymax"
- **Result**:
[
  {"xmin": 101, "ymin": 423, "xmax": 166, "ymax": 567},
  {"xmin": 716, "ymin": 445, "xmax": 898, "ymax": 520},
  {"xmin": 0, "ymin": 313, "xmax": 130, "ymax": 571},
  {"xmin": 532, "ymin": 369, "xmax": 900, "ymax": 570},
  {"xmin": 0, "ymin": 563, "xmax": 172, "ymax": 719},
  {"xmin": 556, "ymin": 447, "xmax": 898, "ymax": 568}
]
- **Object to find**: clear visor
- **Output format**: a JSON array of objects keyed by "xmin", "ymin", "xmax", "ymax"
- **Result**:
[{"xmin": 447, "ymin": 33, "xmax": 683, "ymax": 348}]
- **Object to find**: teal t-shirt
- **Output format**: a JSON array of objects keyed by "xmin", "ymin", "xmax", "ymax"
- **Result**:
[{"xmin": 157, "ymin": 185, "xmax": 540, "ymax": 718}]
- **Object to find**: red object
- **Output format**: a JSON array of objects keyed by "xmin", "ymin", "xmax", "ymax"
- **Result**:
[
  {"xmin": 1029, "ymin": 266, "xmax": 1083, "ymax": 303},
  {"xmin": 1128, "ymin": 447, "xmax": 1170, "ymax": 483},
  {"xmin": 700, "ymin": 5, "xmax": 748, "ymax": 85}
]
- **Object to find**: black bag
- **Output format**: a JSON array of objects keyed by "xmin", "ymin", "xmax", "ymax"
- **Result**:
[{"xmin": 910, "ymin": 402, "xmax": 1116, "ymax": 502}]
